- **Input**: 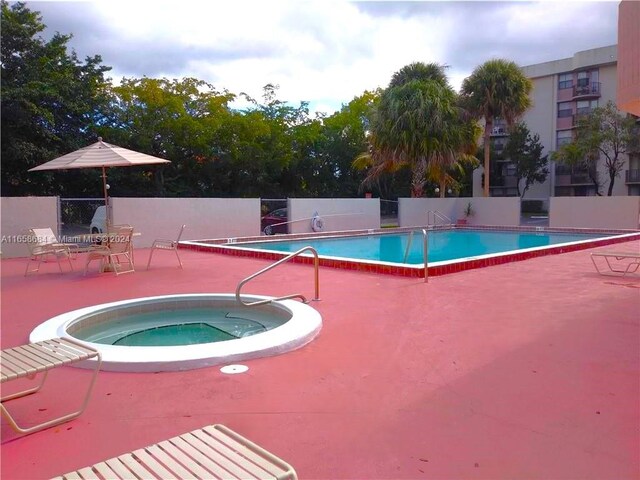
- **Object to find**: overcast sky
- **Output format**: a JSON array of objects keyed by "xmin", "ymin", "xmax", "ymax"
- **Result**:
[{"xmin": 25, "ymin": 0, "xmax": 619, "ymax": 115}]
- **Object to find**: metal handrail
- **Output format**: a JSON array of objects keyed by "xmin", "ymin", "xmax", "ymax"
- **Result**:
[
  {"xmin": 422, "ymin": 229, "xmax": 429, "ymax": 283},
  {"xmin": 235, "ymin": 246, "xmax": 320, "ymax": 307},
  {"xmin": 403, "ymin": 229, "xmax": 429, "ymax": 282},
  {"xmin": 403, "ymin": 231, "xmax": 414, "ymax": 263},
  {"xmin": 427, "ymin": 210, "xmax": 452, "ymax": 227}
]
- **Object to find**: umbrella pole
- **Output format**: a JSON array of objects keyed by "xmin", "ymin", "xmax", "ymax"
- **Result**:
[{"xmin": 102, "ymin": 166, "xmax": 110, "ymax": 230}]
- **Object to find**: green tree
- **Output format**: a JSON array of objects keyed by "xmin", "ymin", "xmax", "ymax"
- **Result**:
[
  {"xmin": 1, "ymin": 1, "xmax": 111, "ymax": 196},
  {"xmin": 360, "ymin": 62, "xmax": 479, "ymax": 198},
  {"xmin": 551, "ymin": 142, "xmax": 602, "ymax": 195},
  {"xmin": 572, "ymin": 101, "xmax": 637, "ymax": 196},
  {"xmin": 101, "ymin": 77, "xmax": 236, "ymax": 197},
  {"xmin": 503, "ymin": 122, "xmax": 549, "ymax": 198},
  {"xmin": 314, "ymin": 91, "xmax": 378, "ymax": 197},
  {"xmin": 460, "ymin": 59, "xmax": 532, "ymax": 197}
]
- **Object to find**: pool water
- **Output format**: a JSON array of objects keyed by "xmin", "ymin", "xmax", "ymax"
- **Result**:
[
  {"xmin": 238, "ymin": 229, "xmax": 610, "ymax": 265},
  {"xmin": 114, "ymin": 323, "xmax": 238, "ymax": 346},
  {"xmin": 74, "ymin": 307, "xmax": 284, "ymax": 346}
]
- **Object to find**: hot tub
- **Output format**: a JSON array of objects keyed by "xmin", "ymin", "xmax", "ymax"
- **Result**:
[{"xmin": 30, "ymin": 294, "xmax": 322, "ymax": 372}]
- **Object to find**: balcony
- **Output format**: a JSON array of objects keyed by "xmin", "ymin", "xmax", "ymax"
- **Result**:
[
  {"xmin": 572, "ymin": 82, "xmax": 601, "ymax": 99},
  {"xmin": 625, "ymin": 169, "xmax": 640, "ymax": 184},
  {"xmin": 490, "ymin": 126, "xmax": 508, "ymax": 136},
  {"xmin": 555, "ymin": 174, "xmax": 593, "ymax": 186},
  {"xmin": 572, "ymin": 109, "xmax": 592, "ymax": 127},
  {"xmin": 489, "ymin": 174, "xmax": 519, "ymax": 189}
]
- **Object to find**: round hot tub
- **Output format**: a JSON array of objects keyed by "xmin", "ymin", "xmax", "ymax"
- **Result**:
[{"xmin": 30, "ymin": 294, "xmax": 322, "ymax": 372}]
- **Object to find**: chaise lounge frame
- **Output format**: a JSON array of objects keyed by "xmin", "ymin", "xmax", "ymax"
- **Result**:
[
  {"xmin": 1, "ymin": 337, "xmax": 101, "ymax": 435},
  {"xmin": 53, "ymin": 423, "xmax": 298, "ymax": 479},
  {"xmin": 590, "ymin": 251, "xmax": 640, "ymax": 278}
]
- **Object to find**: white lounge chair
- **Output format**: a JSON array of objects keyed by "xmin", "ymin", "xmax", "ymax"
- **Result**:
[
  {"xmin": 53, "ymin": 424, "xmax": 298, "ymax": 479},
  {"xmin": 147, "ymin": 224, "xmax": 186, "ymax": 269},
  {"xmin": 591, "ymin": 250, "xmax": 640, "ymax": 277},
  {"xmin": 24, "ymin": 228, "xmax": 74, "ymax": 276},
  {"xmin": 1, "ymin": 337, "xmax": 101, "ymax": 435}
]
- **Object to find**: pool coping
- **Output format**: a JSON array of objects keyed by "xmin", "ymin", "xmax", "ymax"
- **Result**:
[{"xmin": 179, "ymin": 225, "xmax": 640, "ymax": 278}]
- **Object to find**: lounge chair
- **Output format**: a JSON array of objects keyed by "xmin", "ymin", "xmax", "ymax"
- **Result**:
[
  {"xmin": 1, "ymin": 337, "xmax": 101, "ymax": 435},
  {"xmin": 53, "ymin": 424, "xmax": 298, "ymax": 479},
  {"xmin": 591, "ymin": 250, "xmax": 640, "ymax": 277},
  {"xmin": 85, "ymin": 225, "xmax": 135, "ymax": 275},
  {"xmin": 147, "ymin": 224, "xmax": 186, "ymax": 269},
  {"xmin": 24, "ymin": 228, "xmax": 74, "ymax": 276}
]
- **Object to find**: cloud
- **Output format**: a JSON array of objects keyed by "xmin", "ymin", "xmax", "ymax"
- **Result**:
[{"xmin": 24, "ymin": 0, "xmax": 618, "ymax": 115}]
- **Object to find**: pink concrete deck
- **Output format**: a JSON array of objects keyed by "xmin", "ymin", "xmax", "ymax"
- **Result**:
[{"xmin": 2, "ymin": 241, "xmax": 639, "ymax": 479}]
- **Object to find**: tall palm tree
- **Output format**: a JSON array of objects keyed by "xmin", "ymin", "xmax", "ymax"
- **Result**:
[
  {"xmin": 357, "ymin": 62, "xmax": 479, "ymax": 197},
  {"xmin": 460, "ymin": 59, "xmax": 532, "ymax": 196}
]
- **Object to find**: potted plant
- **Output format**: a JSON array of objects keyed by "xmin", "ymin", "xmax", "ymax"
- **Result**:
[{"xmin": 457, "ymin": 202, "xmax": 474, "ymax": 225}]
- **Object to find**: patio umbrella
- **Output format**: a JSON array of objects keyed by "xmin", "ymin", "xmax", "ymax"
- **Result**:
[{"xmin": 29, "ymin": 137, "xmax": 170, "ymax": 228}]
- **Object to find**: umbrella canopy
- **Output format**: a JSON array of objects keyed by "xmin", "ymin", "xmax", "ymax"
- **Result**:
[{"xmin": 29, "ymin": 137, "xmax": 170, "ymax": 228}]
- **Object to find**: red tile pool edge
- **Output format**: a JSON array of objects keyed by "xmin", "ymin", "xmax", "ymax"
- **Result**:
[{"xmin": 179, "ymin": 229, "xmax": 640, "ymax": 278}]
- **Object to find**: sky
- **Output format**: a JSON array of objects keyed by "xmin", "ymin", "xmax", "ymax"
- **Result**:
[{"xmin": 25, "ymin": 0, "xmax": 620, "ymax": 115}]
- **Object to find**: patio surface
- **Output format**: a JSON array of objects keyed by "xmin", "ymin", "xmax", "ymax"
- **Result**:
[{"xmin": 1, "ymin": 240, "xmax": 639, "ymax": 479}]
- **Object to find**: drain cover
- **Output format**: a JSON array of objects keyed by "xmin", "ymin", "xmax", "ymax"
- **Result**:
[{"xmin": 220, "ymin": 364, "xmax": 249, "ymax": 374}]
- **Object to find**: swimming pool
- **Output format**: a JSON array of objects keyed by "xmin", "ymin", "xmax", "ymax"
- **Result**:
[
  {"xmin": 234, "ymin": 229, "xmax": 612, "ymax": 265},
  {"xmin": 183, "ymin": 226, "xmax": 640, "ymax": 278}
]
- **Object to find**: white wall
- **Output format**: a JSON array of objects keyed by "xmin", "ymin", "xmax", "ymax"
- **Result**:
[
  {"xmin": 111, "ymin": 198, "xmax": 260, "ymax": 248},
  {"xmin": 1, "ymin": 197, "xmax": 59, "ymax": 258},
  {"xmin": 399, "ymin": 197, "xmax": 521, "ymax": 227},
  {"xmin": 471, "ymin": 197, "xmax": 521, "ymax": 226},
  {"xmin": 287, "ymin": 198, "xmax": 380, "ymax": 234},
  {"xmin": 550, "ymin": 196, "xmax": 640, "ymax": 229},
  {"xmin": 398, "ymin": 198, "xmax": 459, "ymax": 226}
]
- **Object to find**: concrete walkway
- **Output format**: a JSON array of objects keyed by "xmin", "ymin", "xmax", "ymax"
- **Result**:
[{"xmin": 1, "ymin": 241, "xmax": 639, "ymax": 479}]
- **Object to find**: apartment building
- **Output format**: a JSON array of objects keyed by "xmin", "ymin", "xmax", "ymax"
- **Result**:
[
  {"xmin": 473, "ymin": 44, "xmax": 638, "ymax": 199},
  {"xmin": 617, "ymin": 0, "xmax": 640, "ymax": 195}
]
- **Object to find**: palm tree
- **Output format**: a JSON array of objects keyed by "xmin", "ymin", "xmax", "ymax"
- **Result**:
[
  {"xmin": 357, "ymin": 62, "xmax": 479, "ymax": 197},
  {"xmin": 460, "ymin": 59, "xmax": 532, "ymax": 196}
]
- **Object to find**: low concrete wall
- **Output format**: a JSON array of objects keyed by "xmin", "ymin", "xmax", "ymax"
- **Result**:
[
  {"xmin": 1, "ymin": 197, "xmax": 59, "ymax": 258},
  {"xmin": 550, "ymin": 197, "xmax": 640, "ymax": 229},
  {"xmin": 398, "ymin": 197, "xmax": 521, "ymax": 227},
  {"xmin": 398, "ymin": 198, "xmax": 459, "ymax": 226},
  {"xmin": 288, "ymin": 198, "xmax": 380, "ymax": 234},
  {"xmin": 470, "ymin": 197, "xmax": 521, "ymax": 227},
  {"xmin": 111, "ymin": 198, "xmax": 261, "ymax": 248}
]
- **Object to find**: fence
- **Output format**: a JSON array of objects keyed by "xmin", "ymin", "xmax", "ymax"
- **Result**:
[{"xmin": 59, "ymin": 198, "xmax": 106, "ymax": 237}]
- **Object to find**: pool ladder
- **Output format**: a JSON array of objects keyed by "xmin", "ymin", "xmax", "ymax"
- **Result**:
[
  {"xmin": 427, "ymin": 210, "xmax": 453, "ymax": 227},
  {"xmin": 235, "ymin": 246, "xmax": 321, "ymax": 307},
  {"xmin": 402, "ymin": 229, "xmax": 430, "ymax": 283}
]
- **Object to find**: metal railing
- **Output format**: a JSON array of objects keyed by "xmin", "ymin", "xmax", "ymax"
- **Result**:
[
  {"xmin": 427, "ymin": 210, "xmax": 452, "ymax": 227},
  {"xmin": 573, "ymin": 82, "xmax": 601, "ymax": 98},
  {"xmin": 235, "ymin": 246, "xmax": 320, "ymax": 307},
  {"xmin": 402, "ymin": 229, "xmax": 430, "ymax": 283},
  {"xmin": 626, "ymin": 169, "xmax": 640, "ymax": 183},
  {"xmin": 422, "ymin": 229, "xmax": 429, "ymax": 283}
]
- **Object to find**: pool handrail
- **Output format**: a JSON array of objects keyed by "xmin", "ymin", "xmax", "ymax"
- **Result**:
[
  {"xmin": 427, "ymin": 210, "xmax": 453, "ymax": 227},
  {"xmin": 402, "ymin": 229, "xmax": 429, "ymax": 282},
  {"xmin": 235, "ymin": 246, "xmax": 320, "ymax": 307},
  {"xmin": 423, "ymin": 228, "xmax": 428, "ymax": 283}
]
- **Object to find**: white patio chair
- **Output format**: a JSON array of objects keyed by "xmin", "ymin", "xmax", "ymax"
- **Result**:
[
  {"xmin": 84, "ymin": 225, "xmax": 135, "ymax": 275},
  {"xmin": 24, "ymin": 228, "xmax": 74, "ymax": 276},
  {"xmin": 147, "ymin": 224, "xmax": 186, "ymax": 269}
]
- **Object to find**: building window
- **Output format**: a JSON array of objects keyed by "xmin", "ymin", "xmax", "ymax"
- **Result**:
[
  {"xmin": 558, "ymin": 73, "xmax": 572, "ymax": 89},
  {"xmin": 576, "ymin": 99, "xmax": 598, "ymax": 115},
  {"xmin": 556, "ymin": 130, "xmax": 573, "ymax": 147},
  {"xmin": 577, "ymin": 71, "xmax": 589, "ymax": 87},
  {"xmin": 558, "ymin": 102, "xmax": 573, "ymax": 118}
]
